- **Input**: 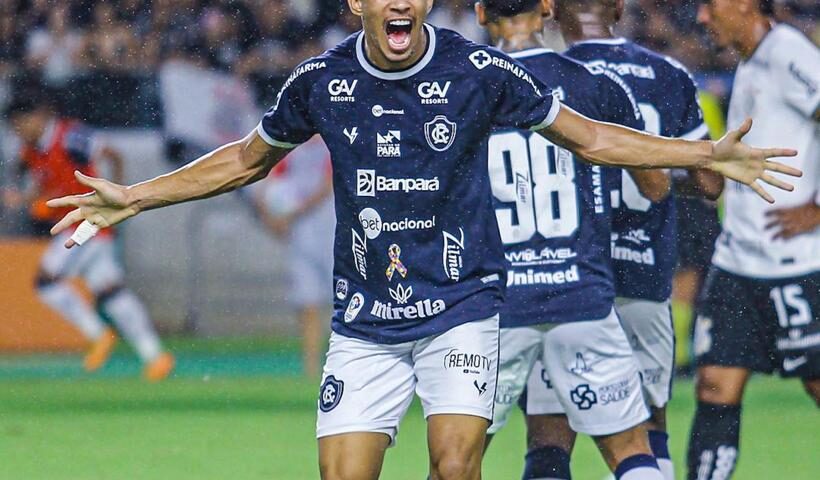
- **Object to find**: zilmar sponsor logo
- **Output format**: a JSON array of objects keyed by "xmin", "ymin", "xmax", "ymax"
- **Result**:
[
  {"xmin": 442, "ymin": 228, "xmax": 465, "ymax": 281},
  {"xmin": 507, "ymin": 265, "xmax": 580, "ymax": 287}
]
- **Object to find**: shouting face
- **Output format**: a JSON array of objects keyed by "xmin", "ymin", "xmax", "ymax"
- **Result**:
[{"xmin": 348, "ymin": 0, "xmax": 434, "ymax": 69}]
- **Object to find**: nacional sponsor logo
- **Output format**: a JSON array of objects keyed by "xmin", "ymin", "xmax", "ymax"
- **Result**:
[
  {"xmin": 335, "ymin": 279, "xmax": 349, "ymax": 300},
  {"xmin": 417, "ymin": 81, "xmax": 451, "ymax": 104},
  {"xmin": 611, "ymin": 243, "xmax": 655, "ymax": 265},
  {"xmin": 351, "ymin": 230, "xmax": 368, "ymax": 279},
  {"xmin": 344, "ymin": 292, "xmax": 365, "ymax": 323},
  {"xmin": 443, "ymin": 348, "xmax": 491, "ymax": 374},
  {"xmin": 598, "ymin": 379, "xmax": 631, "ymax": 405},
  {"xmin": 506, "ymin": 265, "xmax": 580, "ymax": 287},
  {"xmin": 371, "ymin": 104, "xmax": 404, "ymax": 117},
  {"xmin": 370, "ymin": 297, "xmax": 446, "ymax": 320},
  {"xmin": 343, "ymin": 127, "xmax": 358, "ymax": 144},
  {"xmin": 327, "ymin": 78, "xmax": 357, "ymax": 102},
  {"xmin": 356, "ymin": 169, "xmax": 440, "ymax": 197},
  {"xmin": 358, "ymin": 208, "xmax": 436, "ymax": 240},
  {"xmin": 424, "ymin": 115, "xmax": 456, "ymax": 152},
  {"xmin": 442, "ymin": 228, "xmax": 465, "ymax": 282},
  {"xmin": 377, "ymin": 130, "xmax": 401, "ymax": 158},
  {"xmin": 505, "ymin": 247, "xmax": 577, "ymax": 267},
  {"xmin": 388, "ymin": 282, "xmax": 413, "ymax": 305}
]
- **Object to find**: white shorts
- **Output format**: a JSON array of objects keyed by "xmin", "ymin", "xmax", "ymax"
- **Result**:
[
  {"xmin": 40, "ymin": 231, "xmax": 124, "ymax": 293},
  {"xmin": 615, "ymin": 297, "xmax": 675, "ymax": 408},
  {"xmin": 522, "ymin": 309, "xmax": 649, "ymax": 436},
  {"xmin": 316, "ymin": 315, "xmax": 499, "ymax": 443},
  {"xmin": 488, "ymin": 326, "xmax": 541, "ymax": 434}
]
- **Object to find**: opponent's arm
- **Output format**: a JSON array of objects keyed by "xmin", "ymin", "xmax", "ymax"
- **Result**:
[
  {"xmin": 537, "ymin": 105, "xmax": 800, "ymax": 203},
  {"xmin": 628, "ymin": 169, "xmax": 671, "ymax": 203},
  {"xmin": 47, "ymin": 130, "xmax": 287, "ymax": 241}
]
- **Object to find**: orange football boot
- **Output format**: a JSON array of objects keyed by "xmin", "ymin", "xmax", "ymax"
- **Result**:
[
  {"xmin": 83, "ymin": 327, "xmax": 118, "ymax": 372},
  {"xmin": 144, "ymin": 352, "xmax": 175, "ymax": 382}
]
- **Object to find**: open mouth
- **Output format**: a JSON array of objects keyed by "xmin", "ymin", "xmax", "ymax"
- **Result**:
[{"xmin": 385, "ymin": 18, "xmax": 413, "ymax": 53}]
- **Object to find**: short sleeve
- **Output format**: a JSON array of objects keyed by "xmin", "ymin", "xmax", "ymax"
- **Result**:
[
  {"xmin": 775, "ymin": 35, "xmax": 820, "ymax": 119},
  {"xmin": 257, "ymin": 60, "xmax": 324, "ymax": 149},
  {"xmin": 482, "ymin": 50, "xmax": 560, "ymax": 131}
]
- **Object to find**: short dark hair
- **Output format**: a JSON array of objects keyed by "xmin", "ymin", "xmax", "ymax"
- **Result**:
[
  {"xmin": 481, "ymin": 0, "xmax": 541, "ymax": 17},
  {"xmin": 698, "ymin": 0, "xmax": 774, "ymax": 15}
]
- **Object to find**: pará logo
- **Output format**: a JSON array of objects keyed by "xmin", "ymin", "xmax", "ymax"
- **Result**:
[
  {"xmin": 418, "ymin": 81, "xmax": 451, "ymax": 104},
  {"xmin": 328, "ymin": 79, "xmax": 357, "ymax": 101},
  {"xmin": 424, "ymin": 115, "xmax": 457, "ymax": 152}
]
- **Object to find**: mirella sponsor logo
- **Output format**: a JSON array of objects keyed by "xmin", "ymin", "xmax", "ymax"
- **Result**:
[{"xmin": 370, "ymin": 298, "xmax": 446, "ymax": 320}]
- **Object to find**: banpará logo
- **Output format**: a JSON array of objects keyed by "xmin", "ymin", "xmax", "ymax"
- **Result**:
[
  {"xmin": 344, "ymin": 292, "xmax": 364, "ymax": 323},
  {"xmin": 351, "ymin": 229, "xmax": 368, "ymax": 279},
  {"xmin": 417, "ymin": 81, "xmax": 451, "ymax": 104},
  {"xmin": 424, "ymin": 115, "xmax": 457, "ymax": 152},
  {"xmin": 319, "ymin": 375, "xmax": 344, "ymax": 412},
  {"xmin": 335, "ymin": 279, "xmax": 348, "ymax": 300},
  {"xmin": 443, "ymin": 348, "xmax": 490, "ymax": 374},
  {"xmin": 328, "ymin": 79, "xmax": 357, "ymax": 101},
  {"xmin": 569, "ymin": 384, "xmax": 597, "ymax": 410},
  {"xmin": 370, "ymin": 298, "xmax": 446, "ymax": 320},
  {"xmin": 442, "ymin": 228, "xmax": 465, "ymax": 282},
  {"xmin": 356, "ymin": 169, "xmax": 440, "ymax": 197},
  {"xmin": 388, "ymin": 283, "xmax": 413, "ymax": 305},
  {"xmin": 372, "ymin": 105, "xmax": 404, "ymax": 117}
]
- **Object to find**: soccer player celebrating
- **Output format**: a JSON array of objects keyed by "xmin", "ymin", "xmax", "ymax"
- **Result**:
[
  {"xmin": 3, "ymin": 95, "xmax": 174, "ymax": 382},
  {"xmin": 475, "ymin": 0, "xmax": 675, "ymax": 479},
  {"xmin": 46, "ymin": 1, "xmax": 799, "ymax": 478},
  {"xmin": 689, "ymin": 1, "xmax": 820, "ymax": 478}
]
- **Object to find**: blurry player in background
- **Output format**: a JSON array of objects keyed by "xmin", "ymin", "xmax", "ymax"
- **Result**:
[
  {"xmin": 476, "ymin": 1, "xmax": 675, "ymax": 479},
  {"xmin": 250, "ymin": 135, "xmax": 334, "ymax": 377},
  {"xmin": 44, "ymin": 0, "xmax": 800, "ymax": 477},
  {"xmin": 690, "ymin": 0, "xmax": 820, "ymax": 478},
  {"xmin": 3, "ymin": 95, "xmax": 174, "ymax": 382}
]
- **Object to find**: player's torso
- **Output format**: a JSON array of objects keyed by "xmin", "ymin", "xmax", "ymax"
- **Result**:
[
  {"xmin": 566, "ymin": 40, "xmax": 696, "ymax": 301},
  {"xmin": 492, "ymin": 50, "xmax": 616, "ymax": 326},
  {"xmin": 311, "ymin": 27, "xmax": 509, "ymax": 343},
  {"xmin": 718, "ymin": 28, "xmax": 820, "ymax": 278},
  {"xmin": 22, "ymin": 120, "xmax": 98, "ymax": 223}
]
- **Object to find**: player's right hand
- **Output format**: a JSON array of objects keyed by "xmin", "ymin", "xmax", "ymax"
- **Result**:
[{"xmin": 46, "ymin": 171, "xmax": 137, "ymax": 248}]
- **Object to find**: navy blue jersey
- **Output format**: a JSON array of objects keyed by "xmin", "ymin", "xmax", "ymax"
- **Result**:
[
  {"xmin": 489, "ymin": 48, "xmax": 643, "ymax": 327},
  {"xmin": 259, "ymin": 25, "xmax": 558, "ymax": 344},
  {"xmin": 565, "ymin": 38, "xmax": 707, "ymax": 302}
]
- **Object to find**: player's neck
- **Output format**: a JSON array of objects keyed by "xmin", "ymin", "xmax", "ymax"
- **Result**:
[
  {"xmin": 736, "ymin": 18, "xmax": 773, "ymax": 60},
  {"xmin": 496, "ymin": 32, "xmax": 547, "ymax": 53},
  {"xmin": 560, "ymin": 19, "xmax": 615, "ymax": 45},
  {"xmin": 491, "ymin": 14, "xmax": 546, "ymax": 53}
]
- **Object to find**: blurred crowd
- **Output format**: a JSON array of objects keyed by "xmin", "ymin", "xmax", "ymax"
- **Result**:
[{"xmin": 1, "ymin": 0, "xmax": 817, "ymax": 91}]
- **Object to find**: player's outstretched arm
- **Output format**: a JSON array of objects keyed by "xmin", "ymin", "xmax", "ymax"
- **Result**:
[
  {"xmin": 538, "ymin": 105, "xmax": 801, "ymax": 203},
  {"xmin": 47, "ymin": 130, "xmax": 287, "ymax": 247}
]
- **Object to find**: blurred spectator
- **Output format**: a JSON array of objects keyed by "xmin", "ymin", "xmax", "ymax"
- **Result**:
[
  {"xmin": 428, "ymin": 0, "xmax": 487, "ymax": 43},
  {"xmin": 24, "ymin": 3, "xmax": 85, "ymax": 85}
]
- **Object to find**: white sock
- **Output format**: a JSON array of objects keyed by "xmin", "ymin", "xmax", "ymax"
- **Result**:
[
  {"xmin": 101, "ymin": 289, "xmax": 162, "ymax": 362},
  {"xmin": 619, "ymin": 468, "xmax": 664, "ymax": 480},
  {"xmin": 657, "ymin": 458, "xmax": 674, "ymax": 480},
  {"xmin": 38, "ymin": 283, "xmax": 105, "ymax": 339}
]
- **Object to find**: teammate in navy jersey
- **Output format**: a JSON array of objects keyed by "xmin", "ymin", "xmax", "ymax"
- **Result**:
[
  {"xmin": 45, "ymin": 0, "xmax": 800, "ymax": 478},
  {"xmin": 475, "ymin": 1, "xmax": 673, "ymax": 479},
  {"xmin": 548, "ymin": 1, "xmax": 720, "ymax": 478}
]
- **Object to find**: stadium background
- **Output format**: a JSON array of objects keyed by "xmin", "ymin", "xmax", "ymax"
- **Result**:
[{"xmin": 0, "ymin": 0, "xmax": 817, "ymax": 478}]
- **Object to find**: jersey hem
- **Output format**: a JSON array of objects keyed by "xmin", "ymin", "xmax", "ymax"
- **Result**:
[
  {"xmin": 255, "ymin": 122, "xmax": 300, "ymax": 149},
  {"xmin": 529, "ymin": 101, "xmax": 561, "ymax": 131},
  {"xmin": 712, "ymin": 255, "xmax": 820, "ymax": 279}
]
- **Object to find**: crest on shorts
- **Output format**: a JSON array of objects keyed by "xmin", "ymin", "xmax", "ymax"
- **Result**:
[
  {"xmin": 319, "ymin": 375, "xmax": 344, "ymax": 412},
  {"xmin": 424, "ymin": 115, "xmax": 456, "ymax": 152}
]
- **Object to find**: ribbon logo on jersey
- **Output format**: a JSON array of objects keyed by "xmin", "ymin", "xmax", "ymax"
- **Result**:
[
  {"xmin": 385, "ymin": 244, "xmax": 408, "ymax": 281},
  {"xmin": 424, "ymin": 115, "xmax": 456, "ymax": 152}
]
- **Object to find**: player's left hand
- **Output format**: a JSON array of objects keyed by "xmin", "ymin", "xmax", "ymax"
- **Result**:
[
  {"xmin": 765, "ymin": 200, "xmax": 820, "ymax": 240},
  {"xmin": 709, "ymin": 118, "xmax": 801, "ymax": 203}
]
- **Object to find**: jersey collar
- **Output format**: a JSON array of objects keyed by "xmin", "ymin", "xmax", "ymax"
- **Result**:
[
  {"xmin": 356, "ymin": 23, "xmax": 436, "ymax": 81},
  {"xmin": 571, "ymin": 37, "xmax": 627, "ymax": 47},
  {"xmin": 509, "ymin": 48, "xmax": 555, "ymax": 59}
]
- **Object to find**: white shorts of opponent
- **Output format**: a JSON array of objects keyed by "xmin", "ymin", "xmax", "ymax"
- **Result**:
[
  {"xmin": 316, "ymin": 315, "xmax": 499, "ymax": 444},
  {"xmin": 40, "ymin": 230, "xmax": 124, "ymax": 293},
  {"xmin": 491, "ymin": 308, "xmax": 649, "ymax": 437},
  {"xmin": 614, "ymin": 297, "xmax": 675, "ymax": 409}
]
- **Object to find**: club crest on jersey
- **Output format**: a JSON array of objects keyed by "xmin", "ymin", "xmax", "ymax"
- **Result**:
[
  {"xmin": 335, "ymin": 279, "xmax": 349, "ymax": 300},
  {"xmin": 468, "ymin": 50, "xmax": 492, "ymax": 70},
  {"xmin": 328, "ymin": 79, "xmax": 357, "ymax": 102},
  {"xmin": 388, "ymin": 283, "xmax": 413, "ymax": 305},
  {"xmin": 377, "ymin": 130, "xmax": 401, "ymax": 157},
  {"xmin": 344, "ymin": 292, "xmax": 364, "ymax": 323},
  {"xmin": 424, "ymin": 115, "xmax": 456, "ymax": 152},
  {"xmin": 319, "ymin": 375, "xmax": 344, "ymax": 412}
]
